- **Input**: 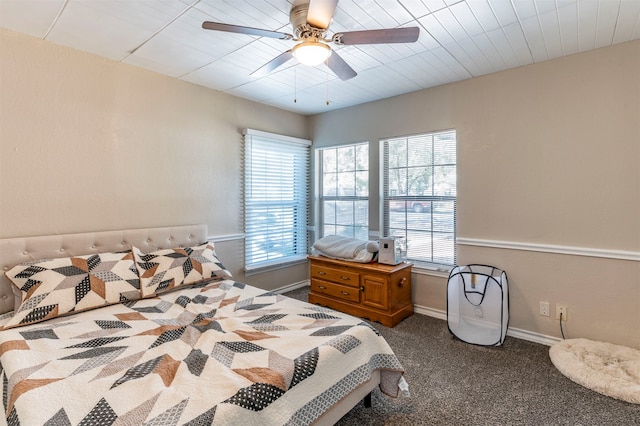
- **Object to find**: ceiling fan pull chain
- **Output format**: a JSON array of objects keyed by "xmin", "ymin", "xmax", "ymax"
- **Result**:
[
  {"xmin": 325, "ymin": 67, "xmax": 329, "ymax": 106},
  {"xmin": 294, "ymin": 66, "xmax": 297, "ymax": 103}
]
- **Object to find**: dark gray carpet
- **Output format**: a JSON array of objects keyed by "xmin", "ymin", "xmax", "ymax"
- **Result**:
[{"xmin": 284, "ymin": 286, "xmax": 640, "ymax": 425}]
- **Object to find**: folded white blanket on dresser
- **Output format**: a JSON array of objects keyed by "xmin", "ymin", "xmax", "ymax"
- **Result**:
[{"xmin": 312, "ymin": 235, "xmax": 375, "ymax": 263}]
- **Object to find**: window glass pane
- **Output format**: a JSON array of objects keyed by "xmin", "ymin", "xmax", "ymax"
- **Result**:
[
  {"xmin": 388, "ymin": 209, "xmax": 408, "ymax": 229},
  {"xmin": 323, "ymin": 149, "xmax": 337, "ymax": 172},
  {"xmin": 355, "ymin": 171, "xmax": 368, "ymax": 196},
  {"xmin": 434, "ymin": 133, "xmax": 456, "ymax": 165},
  {"xmin": 387, "ymin": 139, "xmax": 407, "ymax": 168},
  {"xmin": 353, "ymin": 225, "xmax": 369, "ymax": 240},
  {"xmin": 319, "ymin": 142, "xmax": 369, "ymax": 239},
  {"xmin": 406, "ymin": 230, "xmax": 430, "ymax": 261},
  {"xmin": 323, "ymin": 200, "xmax": 337, "ymax": 223},
  {"xmin": 388, "ymin": 169, "xmax": 407, "ymax": 196},
  {"xmin": 433, "ymin": 201, "xmax": 456, "ymax": 232},
  {"xmin": 323, "ymin": 224, "xmax": 336, "ymax": 236},
  {"xmin": 408, "ymin": 136, "xmax": 432, "ymax": 167},
  {"xmin": 337, "ymin": 146, "xmax": 355, "ymax": 172},
  {"xmin": 336, "ymin": 172, "xmax": 355, "ymax": 195},
  {"xmin": 335, "ymin": 200, "xmax": 354, "ymax": 223},
  {"xmin": 407, "ymin": 166, "xmax": 431, "ymax": 195},
  {"xmin": 323, "ymin": 173, "xmax": 337, "ymax": 196},
  {"xmin": 433, "ymin": 232, "xmax": 455, "ymax": 264},
  {"xmin": 355, "ymin": 144, "xmax": 368, "ymax": 170},
  {"xmin": 383, "ymin": 130, "xmax": 456, "ymax": 267},
  {"xmin": 433, "ymin": 165, "xmax": 456, "ymax": 196},
  {"xmin": 335, "ymin": 225, "xmax": 353, "ymax": 237}
]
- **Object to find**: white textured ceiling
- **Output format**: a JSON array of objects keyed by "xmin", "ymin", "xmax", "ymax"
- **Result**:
[{"xmin": 1, "ymin": 0, "xmax": 638, "ymax": 115}]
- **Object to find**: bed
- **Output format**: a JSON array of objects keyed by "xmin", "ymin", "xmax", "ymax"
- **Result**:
[{"xmin": 0, "ymin": 225, "xmax": 407, "ymax": 425}]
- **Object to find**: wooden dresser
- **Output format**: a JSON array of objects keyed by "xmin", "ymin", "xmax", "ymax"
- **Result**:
[{"xmin": 308, "ymin": 255, "xmax": 413, "ymax": 327}]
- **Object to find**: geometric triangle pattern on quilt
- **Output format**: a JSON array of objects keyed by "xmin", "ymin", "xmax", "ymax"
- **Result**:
[
  {"xmin": 0, "ymin": 280, "xmax": 406, "ymax": 425},
  {"xmin": 133, "ymin": 243, "xmax": 232, "ymax": 298},
  {"xmin": 223, "ymin": 383, "xmax": 286, "ymax": 411},
  {"xmin": 4, "ymin": 251, "xmax": 141, "ymax": 329}
]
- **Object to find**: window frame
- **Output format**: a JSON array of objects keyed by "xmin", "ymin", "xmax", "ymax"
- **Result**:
[
  {"xmin": 243, "ymin": 129, "xmax": 311, "ymax": 273},
  {"xmin": 317, "ymin": 142, "xmax": 369, "ymax": 240},
  {"xmin": 381, "ymin": 130, "xmax": 457, "ymax": 269}
]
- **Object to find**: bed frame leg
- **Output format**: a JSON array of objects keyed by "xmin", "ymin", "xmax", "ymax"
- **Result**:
[{"xmin": 364, "ymin": 392, "xmax": 372, "ymax": 408}]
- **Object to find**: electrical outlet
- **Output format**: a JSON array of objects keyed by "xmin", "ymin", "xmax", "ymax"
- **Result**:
[
  {"xmin": 556, "ymin": 305, "xmax": 568, "ymax": 321},
  {"xmin": 539, "ymin": 301, "xmax": 550, "ymax": 316}
]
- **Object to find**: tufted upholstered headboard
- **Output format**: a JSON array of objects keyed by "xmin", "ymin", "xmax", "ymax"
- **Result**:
[{"xmin": 0, "ymin": 224, "xmax": 208, "ymax": 315}]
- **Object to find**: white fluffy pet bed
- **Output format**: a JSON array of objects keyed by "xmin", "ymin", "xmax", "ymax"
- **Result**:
[{"xmin": 549, "ymin": 338, "xmax": 640, "ymax": 404}]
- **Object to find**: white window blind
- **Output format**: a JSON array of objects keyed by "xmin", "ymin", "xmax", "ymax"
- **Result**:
[
  {"xmin": 243, "ymin": 129, "xmax": 311, "ymax": 271},
  {"xmin": 318, "ymin": 142, "xmax": 369, "ymax": 240},
  {"xmin": 382, "ymin": 130, "xmax": 457, "ymax": 267}
]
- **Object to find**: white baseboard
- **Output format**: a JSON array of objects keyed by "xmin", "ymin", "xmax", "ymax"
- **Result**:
[
  {"xmin": 414, "ymin": 304, "xmax": 447, "ymax": 320},
  {"xmin": 276, "ymin": 283, "xmax": 560, "ymax": 347},
  {"xmin": 273, "ymin": 279, "xmax": 310, "ymax": 294},
  {"xmin": 505, "ymin": 327, "xmax": 561, "ymax": 346},
  {"xmin": 415, "ymin": 304, "xmax": 560, "ymax": 346}
]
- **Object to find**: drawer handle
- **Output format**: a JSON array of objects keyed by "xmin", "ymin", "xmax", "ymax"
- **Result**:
[
  {"xmin": 341, "ymin": 291, "xmax": 350, "ymax": 296},
  {"xmin": 318, "ymin": 285, "xmax": 327, "ymax": 290},
  {"xmin": 360, "ymin": 286, "xmax": 365, "ymax": 292},
  {"xmin": 340, "ymin": 276, "xmax": 350, "ymax": 280},
  {"xmin": 317, "ymin": 271, "xmax": 327, "ymax": 275}
]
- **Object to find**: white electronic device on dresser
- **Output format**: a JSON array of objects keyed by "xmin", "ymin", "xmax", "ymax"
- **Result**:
[{"xmin": 378, "ymin": 237, "xmax": 406, "ymax": 265}]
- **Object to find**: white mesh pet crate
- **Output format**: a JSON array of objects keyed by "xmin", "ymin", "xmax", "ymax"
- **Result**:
[{"xmin": 447, "ymin": 264, "xmax": 509, "ymax": 346}]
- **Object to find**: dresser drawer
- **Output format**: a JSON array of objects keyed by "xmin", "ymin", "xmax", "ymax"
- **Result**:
[
  {"xmin": 310, "ymin": 265, "xmax": 359, "ymax": 288},
  {"xmin": 308, "ymin": 256, "xmax": 413, "ymax": 327},
  {"xmin": 310, "ymin": 279, "xmax": 360, "ymax": 303}
]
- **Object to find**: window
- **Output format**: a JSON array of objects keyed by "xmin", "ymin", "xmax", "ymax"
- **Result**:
[
  {"xmin": 243, "ymin": 129, "xmax": 310, "ymax": 271},
  {"xmin": 319, "ymin": 143, "xmax": 369, "ymax": 239},
  {"xmin": 382, "ymin": 130, "xmax": 456, "ymax": 267}
]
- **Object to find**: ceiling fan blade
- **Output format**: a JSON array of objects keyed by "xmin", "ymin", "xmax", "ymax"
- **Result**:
[
  {"xmin": 250, "ymin": 50, "xmax": 294, "ymax": 77},
  {"xmin": 307, "ymin": 0, "xmax": 339, "ymax": 29},
  {"xmin": 335, "ymin": 27, "xmax": 420, "ymax": 45},
  {"xmin": 326, "ymin": 50, "xmax": 357, "ymax": 81},
  {"xmin": 202, "ymin": 21, "xmax": 292, "ymax": 40}
]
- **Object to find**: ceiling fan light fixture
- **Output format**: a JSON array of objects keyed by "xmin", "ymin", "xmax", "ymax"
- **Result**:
[{"xmin": 292, "ymin": 41, "xmax": 331, "ymax": 66}]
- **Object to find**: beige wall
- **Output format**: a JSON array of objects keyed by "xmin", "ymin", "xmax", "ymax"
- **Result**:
[
  {"xmin": 0, "ymin": 28, "xmax": 309, "ymax": 289},
  {"xmin": 2, "ymin": 27, "xmax": 639, "ymax": 348},
  {"xmin": 310, "ymin": 40, "xmax": 640, "ymax": 349}
]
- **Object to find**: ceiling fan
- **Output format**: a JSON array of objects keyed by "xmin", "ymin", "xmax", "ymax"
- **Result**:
[{"xmin": 202, "ymin": 0, "xmax": 420, "ymax": 81}]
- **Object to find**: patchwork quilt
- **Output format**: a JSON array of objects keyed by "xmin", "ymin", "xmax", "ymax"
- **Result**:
[{"xmin": 0, "ymin": 280, "xmax": 405, "ymax": 425}]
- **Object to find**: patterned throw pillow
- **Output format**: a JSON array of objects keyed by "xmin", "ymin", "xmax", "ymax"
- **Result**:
[
  {"xmin": 132, "ymin": 243, "xmax": 232, "ymax": 298},
  {"xmin": 4, "ymin": 252, "xmax": 141, "ymax": 329}
]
